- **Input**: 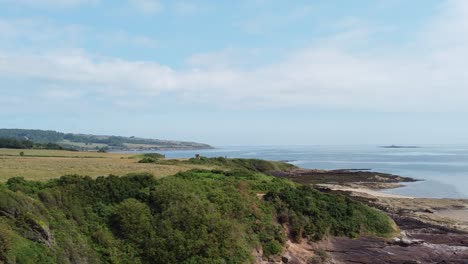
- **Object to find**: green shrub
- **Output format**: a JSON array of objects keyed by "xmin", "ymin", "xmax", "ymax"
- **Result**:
[
  {"xmin": 0, "ymin": 164, "xmax": 395, "ymax": 263},
  {"xmin": 141, "ymin": 153, "xmax": 165, "ymax": 159},
  {"xmin": 138, "ymin": 157, "xmax": 156, "ymax": 163},
  {"xmin": 112, "ymin": 198, "xmax": 152, "ymax": 244},
  {"xmin": 262, "ymin": 240, "xmax": 283, "ymax": 256},
  {"xmin": 0, "ymin": 137, "xmax": 33, "ymax": 149},
  {"xmin": 97, "ymin": 147, "xmax": 108, "ymax": 153},
  {"xmin": 265, "ymin": 186, "xmax": 395, "ymax": 241},
  {"xmin": 7, "ymin": 177, "xmax": 45, "ymax": 194},
  {"xmin": 0, "ymin": 224, "xmax": 12, "ymax": 262},
  {"xmin": 132, "ymin": 153, "xmax": 165, "ymax": 163}
]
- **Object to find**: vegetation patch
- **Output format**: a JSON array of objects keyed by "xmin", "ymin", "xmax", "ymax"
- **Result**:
[
  {"xmin": 265, "ymin": 186, "xmax": 396, "ymax": 242},
  {"xmin": 134, "ymin": 153, "xmax": 166, "ymax": 163},
  {"xmin": 184, "ymin": 156, "xmax": 295, "ymax": 173},
  {"xmin": 0, "ymin": 129, "xmax": 212, "ymax": 151},
  {"xmin": 0, "ymin": 138, "xmax": 76, "ymax": 151},
  {"xmin": 0, "ymin": 165, "xmax": 396, "ymax": 263},
  {"xmin": 0, "ymin": 149, "xmax": 213, "ymax": 182}
]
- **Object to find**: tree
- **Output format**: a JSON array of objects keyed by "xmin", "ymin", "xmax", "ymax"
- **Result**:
[
  {"xmin": 98, "ymin": 147, "xmax": 108, "ymax": 153},
  {"xmin": 112, "ymin": 198, "xmax": 153, "ymax": 244}
]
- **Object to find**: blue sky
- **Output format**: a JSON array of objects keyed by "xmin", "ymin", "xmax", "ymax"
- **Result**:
[{"xmin": 1, "ymin": 0, "xmax": 468, "ymax": 145}]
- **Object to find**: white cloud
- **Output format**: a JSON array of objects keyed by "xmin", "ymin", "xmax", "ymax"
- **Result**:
[
  {"xmin": 0, "ymin": 18, "xmax": 158, "ymax": 52},
  {"xmin": 102, "ymin": 31, "xmax": 159, "ymax": 49},
  {"xmin": 42, "ymin": 86, "xmax": 83, "ymax": 100},
  {"xmin": 129, "ymin": 0, "xmax": 163, "ymax": 14},
  {"xmin": 0, "ymin": 18, "xmax": 84, "ymax": 51},
  {"xmin": 0, "ymin": 0, "xmax": 97, "ymax": 8},
  {"xmin": 237, "ymin": 4, "xmax": 315, "ymax": 34},
  {"xmin": 173, "ymin": 1, "xmax": 199, "ymax": 15},
  {"xmin": 1, "ymin": 0, "xmax": 468, "ymax": 112},
  {"xmin": 186, "ymin": 48, "xmax": 255, "ymax": 70},
  {"xmin": 0, "ymin": 49, "xmax": 176, "ymax": 97}
]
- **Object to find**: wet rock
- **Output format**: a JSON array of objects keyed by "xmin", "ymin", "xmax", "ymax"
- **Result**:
[
  {"xmin": 270, "ymin": 169, "xmax": 417, "ymax": 186},
  {"xmin": 316, "ymin": 236, "xmax": 468, "ymax": 264},
  {"xmin": 399, "ymin": 238, "xmax": 424, "ymax": 247},
  {"xmin": 424, "ymin": 208, "xmax": 434, "ymax": 214},
  {"xmin": 390, "ymin": 233, "xmax": 424, "ymax": 247}
]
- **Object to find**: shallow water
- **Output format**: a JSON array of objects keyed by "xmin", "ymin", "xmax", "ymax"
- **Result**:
[{"xmin": 155, "ymin": 145, "xmax": 468, "ymax": 199}]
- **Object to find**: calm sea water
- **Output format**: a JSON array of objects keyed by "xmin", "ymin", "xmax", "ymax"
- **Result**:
[{"xmin": 155, "ymin": 145, "xmax": 468, "ymax": 199}]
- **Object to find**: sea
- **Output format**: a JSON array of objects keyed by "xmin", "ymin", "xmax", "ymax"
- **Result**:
[{"xmin": 154, "ymin": 145, "xmax": 468, "ymax": 199}]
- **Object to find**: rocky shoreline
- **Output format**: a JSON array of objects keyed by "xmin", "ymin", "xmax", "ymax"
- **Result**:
[
  {"xmin": 271, "ymin": 168, "xmax": 418, "ymax": 187},
  {"xmin": 268, "ymin": 168, "xmax": 468, "ymax": 264}
]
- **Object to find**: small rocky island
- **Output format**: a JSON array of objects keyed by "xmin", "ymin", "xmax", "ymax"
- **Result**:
[{"xmin": 380, "ymin": 145, "xmax": 420, "ymax": 149}]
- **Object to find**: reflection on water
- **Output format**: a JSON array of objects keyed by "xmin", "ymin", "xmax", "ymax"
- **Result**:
[{"xmin": 149, "ymin": 145, "xmax": 468, "ymax": 199}]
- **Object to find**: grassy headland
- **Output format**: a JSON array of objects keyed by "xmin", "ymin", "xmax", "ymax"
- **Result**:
[
  {"xmin": 0, "ymin": 149, "xmax": 215, "ymax": 182},
  {"xmin": 0, "ymin": 149, "xmax": 397, "ymax": 263}
]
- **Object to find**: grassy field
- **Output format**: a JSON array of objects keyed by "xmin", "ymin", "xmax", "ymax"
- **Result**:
[
  {"xmin": 58, "ymin": 139, "xmax": 108, "ymax": 149},
  {"xmin": 0, "ymin": 148, "xmax": 214, "ymax": 181},
  {"xmin": 123, "ymin": 143, "xmax": 161, "ymax": 148}
]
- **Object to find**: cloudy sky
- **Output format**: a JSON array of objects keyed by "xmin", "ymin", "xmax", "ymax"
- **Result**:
[{"xmin": 1, "ymin": 0, "xmax": 468, "ymax": 145}]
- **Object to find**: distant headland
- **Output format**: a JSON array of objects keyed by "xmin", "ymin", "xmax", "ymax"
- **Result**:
[{"xmin": 0, "ymin": 128, "xmax": 213, "ymax": 151}]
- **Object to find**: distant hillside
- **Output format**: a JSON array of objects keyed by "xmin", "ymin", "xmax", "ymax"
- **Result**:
[{"xmin": 0, "ymin": 129, "xmax": 213, "ymax": 151}]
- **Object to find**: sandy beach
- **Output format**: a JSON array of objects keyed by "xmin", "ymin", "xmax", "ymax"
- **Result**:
[{"xmin": 316, "ymin": 183, "xmax": 413, "ymax": 198}]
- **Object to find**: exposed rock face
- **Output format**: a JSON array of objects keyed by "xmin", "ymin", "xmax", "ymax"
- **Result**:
[
  {"xmin": 0, "ymin": 191, "xmax": 55, "ymax": 248},
  {"xmin": 256, "ymin": 231, "xmax": 468, "ymax": 263},
  {"xmin": 21, "ymin": 217, "xmax": 55, "ymax": 248},
  {"xmin": 308, "ymin": 195, "xmax": 468, "ymax": 263},
  {"xmin": 279, "ymin": 196, "xmax": 468, "ymax": 263},
  {"xmin": 316, "ymin": 235, "xmax": 468, "ymax": 264},
  {"xmin": 255, "ymin": 219, "xmax": 468, "ymax": 263}
]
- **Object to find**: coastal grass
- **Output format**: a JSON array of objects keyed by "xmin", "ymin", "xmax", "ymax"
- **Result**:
[
  {"xmin": 0, "ymin": 148, "xmax": 215, "ymax": 182},
  {"xmin": 0, "ymin": 148, "xmax": 113, "ymax": 158}
]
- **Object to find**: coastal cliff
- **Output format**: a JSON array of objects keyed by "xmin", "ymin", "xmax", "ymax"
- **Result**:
[{"xmin": 0, "ymin": 155, "xmax": 466, "ymax": 263}]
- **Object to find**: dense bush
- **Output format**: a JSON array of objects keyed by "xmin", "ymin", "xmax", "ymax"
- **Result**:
[
  {"xmin": 0, "ymin": 224, "xmax": 12, "ymax": 262},
  {"xmin": 0, "ymin": 137, "xmax": 76, "ymax": 151},
  {"xmin": 112, "ymin": 198, "xmax": 153, "ymax": 244},
  {"xmin": 0, "ymin": 138, "xmax": 33, "ymax": 149},
  {"xmin": 137, "ymin": 157, "xmax": 156, "ymax": 163},
  {"xmin": 0, "ymin": 129, "xmax": 63, "ymax": 144},
  {"xmin": 135, "ymin": 153, "xmax": 166, "ymax": 163},
  {"xmin": 0, "ymin": 166, "xmax": 395, "ymax": 263},
  {"xmin": 265, "ymin": 186, "xmax": 395, "ymax": 241}
]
